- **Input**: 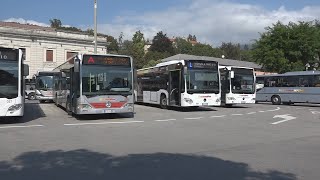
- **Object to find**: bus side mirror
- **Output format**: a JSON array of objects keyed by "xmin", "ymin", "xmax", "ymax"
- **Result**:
[
  {"xmin": 23, "ymin": 64, "xmax": 29, "ymax": 76},
  {"xmin": 184, "ymin": 67, "xmax": 188, "ymax": 75},
  {"xmin": 230, "ymin": 71, "xmax": 235, "ymax": 79},
  {"xmin": 74, "ymin": 58, "xmax": 80, "ymax": 73}
]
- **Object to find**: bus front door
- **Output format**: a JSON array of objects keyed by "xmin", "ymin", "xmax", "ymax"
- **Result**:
[{"xmin": 169, "ymin": 70, "xmax": 181, "ymax": 106}]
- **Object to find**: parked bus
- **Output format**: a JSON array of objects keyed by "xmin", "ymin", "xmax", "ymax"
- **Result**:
[
  {"xmin": 53, "ymin": 54, "xmax": 134, "ymax": 116},
  {"xmin": 0, "ymin": 47, "xmax": 29, "ymax": 120},
  {"xmin": 35, "ymin": 71, "xmax": 60, "ymax": 103},
  {"xmin": 135, "ymin": 60, "xmax": 221, "ymax": 108},
  {"xmin": 219, "ymin": 66, "xmax": 256, "ymax": 106},
  {"xmin": 256, "ymin": 71, "xmax": 320, "ymax": 105}
]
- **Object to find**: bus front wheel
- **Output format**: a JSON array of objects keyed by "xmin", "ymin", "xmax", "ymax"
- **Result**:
[
  {"xmin": 160, "ymin": 95, "xmax": 167, "ymax": 109},
  {"xmin": 271, "ymin": 95, "xmax": 281, "ymax": 105}
]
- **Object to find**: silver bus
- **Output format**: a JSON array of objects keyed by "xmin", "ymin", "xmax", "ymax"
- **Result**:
[
  {"xmin": 35, "ymin": 71, "xmax": 60, "ymax": 103},
  {"xmin": 53, "ymin": 54, "xmax": 134, "ymax": 116},
  {"xmin": 256, "ymin": 71, "xmax": 320, "ymax": 105}
]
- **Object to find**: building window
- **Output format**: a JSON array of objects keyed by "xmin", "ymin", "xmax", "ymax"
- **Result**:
[
  {"xmin": 19, "ymin": 48, "xmax": 26, "ymax": 61},
  {"xmin": 46, "ymin": 50, "xmax": 53, "ymax": 62},
  {"xmin": 66, "ymin": 51, "xmax": 78, "ymax": 61}
]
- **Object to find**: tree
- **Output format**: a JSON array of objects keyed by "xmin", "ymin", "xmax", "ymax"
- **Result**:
[
  {"xmin": 49, "ymin": 19, "xmax": 62, "ymax": 28},
  {"xmin": 131, "ymin": 31, "xmax": 146, "ymax": 69},
  {"xmin": 144, "ymin": 51, "xmax": 171, "ymax": 65},
  {"xmin": 149, "ymin": 31, "xmax": 174, "ymax": 55},
  {"xmin": 118, "ymin": 40, "xmax": 133, "ymax": 56},
  {"xmin": 252, "ymin": 20, "xmax": 320, "ymax": 73},
  {"xmin": 219, "ymin": 42, "xmax": 241, "ymax": 60},
  {"xmin": 107, "ymin": 36, "xmax": 119, "ymax": 53},
  {"xmin": 191, "ymin": 44, "xmax": 215, "ymax": 56},
  {"xmin": 174, "ymin": 37, "xmax": 193, "ymax": 54}
]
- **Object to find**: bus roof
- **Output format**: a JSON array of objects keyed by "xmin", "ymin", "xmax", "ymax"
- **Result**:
[
  {"xmin": 257, "ymin": 71, "xmax": 320, "ymax": 77},
  {"xmin": 219, "ymin": 65, "xmax": 254, "ymax": 70}
]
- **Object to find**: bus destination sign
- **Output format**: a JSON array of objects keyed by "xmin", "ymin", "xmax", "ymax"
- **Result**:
[
  {"xmin": 188, "ymin": 61, "xmax": 218, "ymax": 69},
  {"xmin": 83, "ymin": 55, "xmax": 130, "ymax": 66},
  {"xmin": 0, "ymin": 49, "xmax": 18, "ymax": 61}
]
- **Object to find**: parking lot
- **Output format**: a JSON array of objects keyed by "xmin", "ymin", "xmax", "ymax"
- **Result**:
[{"xmin": 0, "ymin": 101, "xmax": 320, "ymax": 180}]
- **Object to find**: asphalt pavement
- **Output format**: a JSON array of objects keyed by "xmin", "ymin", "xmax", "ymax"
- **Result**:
[{"xmin": 0, "ymin": 100, "xmax": 319, "ymax": 180}]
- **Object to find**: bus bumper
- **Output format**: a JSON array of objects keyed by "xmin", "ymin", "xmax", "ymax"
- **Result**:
[{"xmin": 76, "ymin": 106, "xmax": 134, "ymax": 115}]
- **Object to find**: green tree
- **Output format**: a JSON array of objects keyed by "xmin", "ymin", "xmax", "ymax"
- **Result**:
[
  {"xmin": 219, "ymin": 42, "xmax": 241, "ymax": 60},
  {"xmin": 119, "ymin": 40, "xmax": 133, "ymax": 56},
  {"xmin": 174, "ymin": 37, "xmax": 193, "ymax": 54},
  {"xmin": 191, "ymin": 43, "xmax": 215, "ymax": 57},
  {"xmin": 131, "ymin": 31, "xmax": 146, "ymax": 69},
  {"xmin": 149, "ymin": 31, "xmax": 174, "ymax": 55},
  {"xmin": 107, "ymin": 36, "xmax": 119, "ymax": 53},
  {"xmin": 49, "ymin": 19, "xmax": 62, "ymax": 28},
  {"xmin": 252, "ymin": 21, "xmax": 320, "ymax": 73},
  {"xmin": 144, "ymin": 51, "xmax": 171, "ymax": 66}
]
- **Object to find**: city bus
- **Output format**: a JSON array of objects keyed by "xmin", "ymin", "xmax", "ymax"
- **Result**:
[
  {"xmin": 135, "ymin": 60, "xmax": 221, "ymax": 108},
  {"xmin": 53, "ymin": 54, "xmax": 134, "ymax": 116},
  {"xmin": 256, "ymin": 71, "xmax": 320, "ymax": 105},
  {"xmin": 35, "ymin": 71, "xmax": 60, "ymax": 103},
  {"xmin": 0, "ymin": 47, "xmax": 29, "ymax": 120},
  {"xmin": 219, "ymin": 66, "xmax": 256, "ymax": 106}
]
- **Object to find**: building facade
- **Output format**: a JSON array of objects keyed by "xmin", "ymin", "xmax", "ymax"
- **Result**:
[{"xmin": 0, "ymin": 22, "xmax": 107, "ymax": 79}]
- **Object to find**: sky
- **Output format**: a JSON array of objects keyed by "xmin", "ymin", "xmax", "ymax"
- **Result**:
[{"xmin": 1, "ymin": 0, "xmax": 320, "ymax": 46}]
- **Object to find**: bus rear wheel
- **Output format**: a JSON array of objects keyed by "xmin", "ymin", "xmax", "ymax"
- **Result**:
[
  {"xmin": 160, "ymin": 95, "xmax": 167, "ymax": 109},
  {"xmin": 271, "ymin": 95, "xmax": 281, "ymax": 105}
]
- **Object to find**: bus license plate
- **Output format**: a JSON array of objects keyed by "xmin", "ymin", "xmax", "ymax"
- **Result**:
[
  {"xmin": 104, "ymin": 110, "xmax": 113, "ymax": 113},
  {"xmin": 202, "ymin": 103, "xmax": 208, "ymax": 106}
]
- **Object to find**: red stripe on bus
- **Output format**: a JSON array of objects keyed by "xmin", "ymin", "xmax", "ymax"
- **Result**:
[{"xmin": 90, "ymin": 102, "xmax": 126, "ymax": 108}]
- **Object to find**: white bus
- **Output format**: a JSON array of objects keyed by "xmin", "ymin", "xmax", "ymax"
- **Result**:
[
  {"xmin": 219, "ymin": 66, "xmax": 256, "ymax": 106},
  {"xmin": 53, "ymin": 54, "xmax": 134, "ymax": 116},
  {"xmin": 135, "ymin": 60, "xmax": 221, "ymax": 108},
  {"xmin": 35, "ymin": 71, "xmax": 60, "ymax": 103},
  {"xmin": 0, "ymin": 47, "xmax": 29, "ymax": 120},
  {"xmin": 256, "ymin": 71, "xmax": 320, "ymax": 105}
]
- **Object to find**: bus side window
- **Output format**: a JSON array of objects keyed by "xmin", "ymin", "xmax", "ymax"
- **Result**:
[{"xmin": 313, "ymin": 75, "xmax": 320, "ymax": 87}]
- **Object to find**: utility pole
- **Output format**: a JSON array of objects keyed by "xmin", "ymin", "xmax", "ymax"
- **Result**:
[{"xmin": 94, "ymin": 0, "xmax": 97, "ymax": 54}]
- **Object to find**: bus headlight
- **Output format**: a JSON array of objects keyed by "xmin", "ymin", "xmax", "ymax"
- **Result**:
[
  {"xmin": 216, "ymin": 98, "xmax": 221, "ymax": 102},
  {"xmin": 125, "ymin": 103, "xmax": 134, "ymax": 108},
  {"xmin": 78, "ymin": 104, "xmax": 92, "ymax": 109},
  {"xmin": 184, "ymin": 98, "xmax": 193, "ymax": 104},
  {"xmin": 8, "ymin": 104, "xmax": 23, "ymax": 112},
  {"xmin": 227, "ymin": 97, "xmax": 236, "ymax": 100}
]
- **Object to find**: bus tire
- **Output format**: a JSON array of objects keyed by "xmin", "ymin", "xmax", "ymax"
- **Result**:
[
  {"xmin": 28, "ymin": 93, "xmax": 36, "ymax": 100},
  {"xmin": 160, "ymin": 94, "xmax": 167, "ymax": 109},
  {"xmin": 271, "ymin": 95, "xmax": 281, "ymax": 105},
  {"xmin": 39, "ymin": 100, "xmax": 45, "ymax": 103}
]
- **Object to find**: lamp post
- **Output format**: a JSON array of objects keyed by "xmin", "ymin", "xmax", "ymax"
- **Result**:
[{"xmin": 94, "ymin": 0, "xmax": 97, "ymax": 54}]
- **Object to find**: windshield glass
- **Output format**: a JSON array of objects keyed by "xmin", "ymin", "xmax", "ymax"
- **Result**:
[
  {"xmin": 82, "ymin": 65, "xmax": 132, "ymax": 96},
  {"xmin": 0, "ymin": 61, "xmax": 18, "ymax": 99},
  {"xmin": 185, "ymin": 69, "xmax": 219, "ymax": 93},
  {"xmin": 36, "ymin": 76, "xmax": 54, "ymax": 90},
  {"xmin": 231, "ymin": 68, "xmax": 255, "ymax": 94}
]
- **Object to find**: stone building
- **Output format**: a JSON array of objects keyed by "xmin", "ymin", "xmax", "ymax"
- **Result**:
[{"xmin": 0, "ymin": 22, "xmax": 107, "ymax": 79}]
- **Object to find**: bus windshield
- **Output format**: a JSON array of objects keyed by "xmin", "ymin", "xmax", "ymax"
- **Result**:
[
  {"xmin": 82, "ymin": 65, "xmax": 132, "ymax": 96},
  {"xmin": 231, "ymin": 69, "xmax": 255, "ymax": 94},
  {"xmin": 185, "ymin": 69, "xmax": 219, "ymax": 93},
  {"xmin": 36, "ymin": 76, "xmax": 54, "ymax": 90},
  {"xmin": 0, "ymin": 61, "xmax": 19, "ymax": 99}
]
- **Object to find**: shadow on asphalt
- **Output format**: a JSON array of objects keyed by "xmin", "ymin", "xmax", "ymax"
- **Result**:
[
  {"xmin": 75, "ymin": 113, "xmax": 134, "ymax": 121},
  {"xmin": 0, "ymin": 149, "xmax": 296, "ymax": 180},
  {"xmin": 0, "ymin": 101, "xmax": 46, "ymax": 124}
]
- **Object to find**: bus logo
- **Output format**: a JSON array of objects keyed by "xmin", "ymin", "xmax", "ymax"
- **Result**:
[
  {"xmin": 106, "ymin": 101, "xmax": 112, "ymax": 108},
  {"xmin": 189, "ymin": 62, "xmax": 193, "ymax": 68}
]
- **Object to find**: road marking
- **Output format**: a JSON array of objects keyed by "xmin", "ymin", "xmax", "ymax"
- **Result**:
[
  {"xmin": 311, "ymin": 111, "xmax": 320, "ymax": 114},
  {"xmin": 210, "ymin": 115, "xmax": 226, "ymax": 118},
  {"xmin": 247, "ymin": 112, "xmax": 256, "ymax": 115},
  {"xmin": 259, "ymin": 110, "xmax": 265, "ymax": 112},
  {"xmin": 271, "ymin": 114, "xmax": 296, "ymax": 125},
  {"xmin": 265, "ymin": 107, "xmax": 281, "ymax": 112},
  {"xmin": 309, "ymin": 109, "xmax": 316, "ymax": 111},
  {"xmin": 296, "ymin": 107, "xmax": 306, "ymax": 110},
  {"xmin": 64, "ymin": 121, "xmax": 144, "ymax": 126},
  {"xmin": 0, "ymin": 124, "xmax": 44, "ymax": 129},
  {"xmin": 184, "ymin": 117, "xmax": 203, "ymax": 120},
  {"xmin": 155, "ymin": 119, "xmax": 177, "ymax": 122},
  {"xmin": 231, "ymin": 114, "xmax": 243, "ymax": 116}
]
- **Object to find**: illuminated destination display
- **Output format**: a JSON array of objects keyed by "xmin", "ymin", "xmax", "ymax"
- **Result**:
[
  {"xmin": 187, "ymin": 60, "xmax": 218, "ymax": 69},
  {"xmin": 83, "ymin": 55, "xmax": 131, "ymax": 66}
]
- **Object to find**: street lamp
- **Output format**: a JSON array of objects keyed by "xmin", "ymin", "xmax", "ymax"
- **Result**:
[{"xmin": 94, "ymin": 0, "xmax": 97, "ymax": 54}]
